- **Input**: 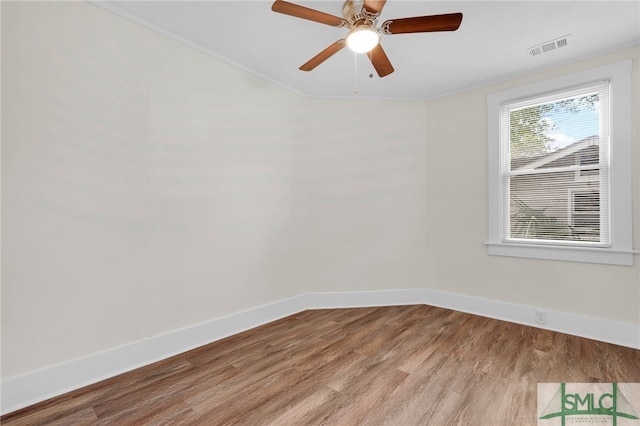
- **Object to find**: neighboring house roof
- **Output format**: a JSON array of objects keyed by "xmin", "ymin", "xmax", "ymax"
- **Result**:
[{"xmin": 511, "ymin": 136, "xmax": 599, "ymax": 171}]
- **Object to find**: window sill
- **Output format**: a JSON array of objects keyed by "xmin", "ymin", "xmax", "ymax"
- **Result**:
[{"xmin": 485, "ymin": 242, "xmax": 637, "ymax": 266}]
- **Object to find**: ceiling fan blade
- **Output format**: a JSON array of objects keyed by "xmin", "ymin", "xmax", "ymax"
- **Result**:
[
  {"xmin": 382, "ymin": 13, "xmax": 463, "ymax": 35},
  {"xmin": 272, "ymin": 0, "xmax": 346, "ymax": 27},
  {"xmin": 300, "ymin": 40, "xmax": 346, "ymax": 71},
  {"xmin": 362, "ymin": 0, "xmax": 387, "ymax": 15},
  {"xmin": 367, "ymin": 44, "xmax": 394, "ymax": 77}
]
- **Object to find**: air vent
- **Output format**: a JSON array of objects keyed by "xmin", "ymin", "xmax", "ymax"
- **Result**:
[
  {"xmin": 529, "ymin": 46, "xmax": 543, "ymax": 56},
  {"xmin": 528, "ymin": 35, "xmax": 570, "ymax": 57},
  {"xmin": 541, "ymin": 42, "xmax": 556, "ymax": 53}
]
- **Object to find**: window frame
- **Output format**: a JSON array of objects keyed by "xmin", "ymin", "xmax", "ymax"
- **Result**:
[{"xmin": 487, "ymin": 60, "xmax": 635, "ymax": 266}]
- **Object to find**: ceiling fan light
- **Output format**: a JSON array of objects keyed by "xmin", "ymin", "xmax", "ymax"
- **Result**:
[{"xmin": 346, "ymin": 27, "xmax": 380, "ymax": 53}]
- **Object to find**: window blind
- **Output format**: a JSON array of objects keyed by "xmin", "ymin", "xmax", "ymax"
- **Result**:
[{"xmin": 500, "ymin": 80, "xmax": 610, "ymax": 246}]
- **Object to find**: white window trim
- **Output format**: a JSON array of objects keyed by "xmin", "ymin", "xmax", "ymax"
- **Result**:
[{"xmin": 487, "ymin": 59, "xmax": 636, "ymax": 266}]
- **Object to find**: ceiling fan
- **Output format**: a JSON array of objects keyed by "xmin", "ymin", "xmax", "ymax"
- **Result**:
[{"xmin": 271, "ymin": 0, "xmax": 463, "ymax": 77}]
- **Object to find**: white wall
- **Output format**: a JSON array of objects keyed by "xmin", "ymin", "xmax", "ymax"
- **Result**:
[
  {"xmin": 1, "ymin": 0, "xmax": 294, "ymax": 377},
  {"xmin": 291, "ymin": 99, "xmax": 429, "ymax": 293},
  {"xmin": 1, "ymin": 1, "xmax": 428, "ymax": 380},
  {"xmin": 423, "ymin": 46, "xmax": 640, "ymax": 325}
]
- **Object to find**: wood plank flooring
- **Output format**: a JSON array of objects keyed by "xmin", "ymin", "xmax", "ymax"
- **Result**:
[{"xmin": 3, "ymin": 305, "xmax": 639, "ymax": 425}]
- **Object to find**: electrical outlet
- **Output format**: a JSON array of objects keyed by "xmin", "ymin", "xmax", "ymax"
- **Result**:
[{"xmin": 535, "ymin": 310, "xmax": 547, "ymax": 325}]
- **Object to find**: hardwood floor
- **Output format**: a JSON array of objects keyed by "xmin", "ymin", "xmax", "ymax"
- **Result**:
[{"xmin": 3, "ymin": 305, "xmax": 639, "ymax": 425}]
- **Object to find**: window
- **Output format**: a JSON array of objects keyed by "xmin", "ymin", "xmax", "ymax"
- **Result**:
[
  {"xmin": 487, "ymin": 60, "xmax": 635, "ymax": 266},
  {"xmin": 507, "ymin": 83, "xmax": 608, "ymax": 246}
]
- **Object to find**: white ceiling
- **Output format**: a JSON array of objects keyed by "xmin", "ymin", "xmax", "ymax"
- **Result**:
[{"xmin": 96, "ymin": 1, "xmax": 640, "ymax": 100}]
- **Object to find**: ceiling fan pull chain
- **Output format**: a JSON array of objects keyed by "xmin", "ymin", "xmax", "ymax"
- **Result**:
[{"xmin": 353, "ymin": 52, "xmax": 359, "ymax": 93}]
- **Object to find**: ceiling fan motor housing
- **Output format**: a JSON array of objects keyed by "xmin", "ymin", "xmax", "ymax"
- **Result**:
[
  {"xmin": 342, "ymin": 0, "xmax": 379, "ymax": 27},
  {"xmin": 342, "ymin": 0, "xmax": 364, "ymax": 20}
]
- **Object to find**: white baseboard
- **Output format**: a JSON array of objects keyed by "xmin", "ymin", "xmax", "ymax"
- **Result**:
[
  {"xmin": 305, "ymin": 288, "xmax": 428, "ymax": 309},
  {"xmin": 418, "ymin": 288, "xmax": 640, "ymax": 350},
  {"xmin": 2, "ymin": 288, "xmax": 638, "ymax": 415},
  {"xmin": 0, "ymin": 294, "xmax": 310, "ymax": 416},
  {"xmin": 304, "ymin": 288, "xmax": 639, "ymax": 350}
]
